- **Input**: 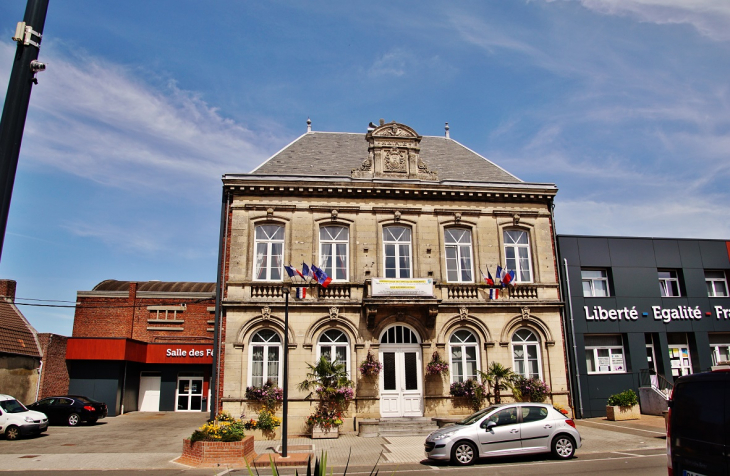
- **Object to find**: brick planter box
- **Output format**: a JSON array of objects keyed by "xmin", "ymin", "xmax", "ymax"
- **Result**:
[{"xmin": 175, "ymin": 436, "xmax": 257, "ymax": 468}]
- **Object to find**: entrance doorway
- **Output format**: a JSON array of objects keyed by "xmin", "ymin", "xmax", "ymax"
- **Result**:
[
  {"xmin": 379, "ymin": 325, "xmax": 423, "ymax": 417},
  {"xmin": 176, "ymin": 376, "xmax": 204, "ymax": 411},
  {"xmin": 668, "ymin": 333, "xmax": 692, "ymax": 377},
  {"xmin": 138, "ymin": 374, "xmax": 161, "ymax": 412}
]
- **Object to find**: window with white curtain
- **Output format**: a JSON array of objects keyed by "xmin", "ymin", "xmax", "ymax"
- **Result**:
[
  {"xmin": 249, "ymin": 329, "xmax": 281, "ymax": 387},
  {"xmin": 445, "ymin": 228, "xmax": 474, "ymax": 283},
  {"xmin": 503, "ymin": 230, "xmax": 532, "ymax": 282},
  {"xmin": 320, "ymin": 226, "xmax": 349, "ymax": 281},
  {"xmin": 383, "ymin": 226, "xmax": 412, "ymax": 278},
  {"xmin": 511, "ymin": 329, "xmax": 541, "ymax": 379},
  {"xmin": 317, "ymin": 329, "xmax": 350, "ymax": 375},
  {"xmin": 253, "ymin": 225, "xmax": 284, "ymax": 281},
  {"xmin": 449, "ymin": 329, "xmax": 479, "ymax": 383}
]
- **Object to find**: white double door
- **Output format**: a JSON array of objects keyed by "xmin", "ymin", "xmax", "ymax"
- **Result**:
[{"xmin": 379, "ymin": 345, "xmax": 423, "ymax": 417}]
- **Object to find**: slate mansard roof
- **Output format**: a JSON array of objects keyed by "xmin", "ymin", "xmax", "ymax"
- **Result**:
[{"xmin": 246, "ymin": 131, "xmax": 541, "ymax": 187}]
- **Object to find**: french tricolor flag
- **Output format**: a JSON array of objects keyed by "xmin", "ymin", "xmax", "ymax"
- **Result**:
[{"xmin": 295, "ymin": 287, "xmax": 306, "ymax": 299}]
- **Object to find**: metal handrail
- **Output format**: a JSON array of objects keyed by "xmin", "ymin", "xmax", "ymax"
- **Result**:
[{"xmin": 639, "ymin": 368, "xmax": 673, "ymax": 395}]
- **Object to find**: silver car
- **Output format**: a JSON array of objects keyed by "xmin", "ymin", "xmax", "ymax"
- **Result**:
[{"xmin": 424, "ymin": 403, "xmax": 582, "ymax": 465}]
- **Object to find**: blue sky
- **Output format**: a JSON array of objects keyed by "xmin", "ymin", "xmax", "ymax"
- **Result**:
[{"xmin": 1, "ymin": 0, "xmax": 729, "ymax": 335}]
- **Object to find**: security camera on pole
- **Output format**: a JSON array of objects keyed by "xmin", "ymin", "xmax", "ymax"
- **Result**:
[{"xmin": 0, "ymin": 0, "xmax": 49, "ymax": 261}]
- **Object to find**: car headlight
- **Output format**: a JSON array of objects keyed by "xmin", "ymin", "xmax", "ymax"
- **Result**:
[
  {"xmin": 432, "ymin": 430, "xmax": 457, "ymax": 441},
  {"xmin": 25, "ymin": 416, "xmax": 35, "ymax": 423}
]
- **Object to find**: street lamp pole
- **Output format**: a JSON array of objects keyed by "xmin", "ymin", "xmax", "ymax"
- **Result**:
[{"xmin": 281, "ymin": 286, "xmax": 290, "ymax": 458}]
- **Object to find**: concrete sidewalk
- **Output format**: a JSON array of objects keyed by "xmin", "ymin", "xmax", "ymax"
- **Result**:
[{"xmin": 0, "ymin": 412, "xmax": 667, "ymax": 472}]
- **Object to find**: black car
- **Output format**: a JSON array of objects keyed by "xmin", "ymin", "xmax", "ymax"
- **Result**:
[
  {"xmin": 28, "ymin": 395, "xmax": 108, "ymax": 426},
  {"xmin": 667, "ymin": 370, "xmax": 730, "ymax": 476}
]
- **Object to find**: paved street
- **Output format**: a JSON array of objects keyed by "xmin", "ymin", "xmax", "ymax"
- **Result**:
[{"xmin": 0, "ymin": 411, "xmax": 668, "ymax": 473}]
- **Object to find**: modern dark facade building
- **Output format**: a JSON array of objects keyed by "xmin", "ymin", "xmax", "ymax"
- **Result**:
[{"xmin": 558, "ymin": 235, "xmax": 730, "ymax": 418}]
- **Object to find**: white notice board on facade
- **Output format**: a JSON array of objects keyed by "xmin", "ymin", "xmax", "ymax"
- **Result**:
[{"xmin": 372, "ymin": 278, "xmax": 434, "ymax": 297}]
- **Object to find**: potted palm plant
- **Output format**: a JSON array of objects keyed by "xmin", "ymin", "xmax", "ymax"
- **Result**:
[
  {"xmin": 480, "ymin": 362, "xmax": 516, "ymax": 404},
  {"xmin": 298, "ymin": 356, "xmax": 354, "ymax": 438}
]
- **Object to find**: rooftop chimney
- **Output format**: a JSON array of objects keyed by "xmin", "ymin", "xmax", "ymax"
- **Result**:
[{"xmin": 0, "ymin": 279, "xmax": 17, "ymax": 302}]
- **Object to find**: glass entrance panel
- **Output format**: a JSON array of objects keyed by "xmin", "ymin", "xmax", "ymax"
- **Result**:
[
  {"xmin": 177, "ymin": 377, "xmax": 203, "ymax": 411},
  {"xmin": 668, "ymin": 346, "xmax": 692, "ymax": 377}
]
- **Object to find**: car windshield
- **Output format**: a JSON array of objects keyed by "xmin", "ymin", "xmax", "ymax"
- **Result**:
[
  {"xmin": 457, "ymin": 406, "xmax": 499, "ymax": 425},
  {"xmin": 0, "ymin": 399, "xmax": 28, "ymax": 413}
]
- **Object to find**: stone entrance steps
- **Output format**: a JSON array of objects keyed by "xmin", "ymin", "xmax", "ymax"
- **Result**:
[{"xmin": 358, "ymin": 417, "xmax": 439, "ymax": 438}]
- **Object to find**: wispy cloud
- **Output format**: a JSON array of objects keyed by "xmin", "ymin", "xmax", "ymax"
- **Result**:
[
  {"xmin": 1, "ymin": 42, "xmax": 285, "ymax": 195},
  {"xmin": 569, "ymin": 0, "xmax": 730, "ymax": 41}
]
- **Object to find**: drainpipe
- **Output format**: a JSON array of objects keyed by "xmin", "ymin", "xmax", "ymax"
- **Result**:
[{"xmin": 563, "ymin": 258, "xmax": 584, "ymax": 418}]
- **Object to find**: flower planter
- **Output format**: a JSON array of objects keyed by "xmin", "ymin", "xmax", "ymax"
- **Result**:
[
  {"xmin": 311, "ymin": 424, "xmax": 339, "ymax": 439},
  {"xmin": 606, "ymin": 404, "xmax": 641, "ymax": 421},
  {"xmin": 176, "ymin": 436, "xmax": 257, "ymax": 468}
]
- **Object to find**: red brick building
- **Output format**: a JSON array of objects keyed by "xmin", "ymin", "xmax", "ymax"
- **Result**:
[
  {"xmin": 66, "ymin": 280, "xmax": 216, "ymax": 415},
  {"xmin": 37, "ymin": 333, "xmax": 69, "ymax": 399}
]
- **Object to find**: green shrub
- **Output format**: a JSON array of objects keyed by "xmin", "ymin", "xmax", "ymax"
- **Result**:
[{"xmin": 607, "ymin": 389, "xmax": 638, "ymax": 407}]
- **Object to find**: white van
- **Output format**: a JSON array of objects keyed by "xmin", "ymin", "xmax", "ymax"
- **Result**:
[{"xmin": 0, "ymin": 394, "xmax": 48, "ymax": 440}]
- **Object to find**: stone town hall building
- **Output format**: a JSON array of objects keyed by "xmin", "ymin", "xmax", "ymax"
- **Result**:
[{"xmin": 217, "ymin": 120, "xmax": 569, "ymax": 433}]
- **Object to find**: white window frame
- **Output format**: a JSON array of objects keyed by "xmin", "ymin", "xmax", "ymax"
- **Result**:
[
  {"xmin": 658, "ymin": 270, "xmax": 681, "ymax": 297},
  {"xmin": 444, "ymin": 228, "xmax": 474, "ymax": 283},
  {"xmin": 581, "ymin": 269, "xmax": 610, "ymax": 297},
  {"xmin": 449, "ymin": 329, "xmax": 480, "ymax": 383},
  {"xmin": 711, "ymin": 344, "xmax": 730, "ymax": 366},
  {"xmin": 248, "ymin": 329, "xmax": 282, "ymax": 388},
  {"xmin": 383, "ymin": 226, "xmax": 412, "ymax": 278},
  {"xmin": 320, "ymin": 226, "xmax": 349, "ymax": 282},
  {"xmin": 705, "ymin": 271, "xmax": 729, "ymax": 297},
  {"xmin": 316, "ymin": 329, "xmax": 350, "ymax": 377},
  {"xmin": 511, "ymin": 329, "xmax": 542, "ymax": 379},
  {"xmin": 586, "ymin": 347, "xmax": 626, "ymax": 374},
  {"xmin": 503, "ymin": 230, "xmax": 533, "ymax": 283},
  {"xmin": 253, "ymin": 225, "xmax": 284, "ymax": 281}
]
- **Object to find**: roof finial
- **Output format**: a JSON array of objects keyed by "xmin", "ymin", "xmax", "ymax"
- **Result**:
[
  {"xmin": 307, "ymin": 117, "xmax": 312, "ymax": 133},
  {"xmin": 445, "ymin": 122, "xmax": 450, "ymax": 139},
  {"xmin": 379, "ymin": 118, "xmax": 385, "ymax": 126}
]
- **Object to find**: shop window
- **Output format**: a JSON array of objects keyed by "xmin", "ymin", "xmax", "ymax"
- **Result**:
[
  {"xmin": 511, "ymin": 329, "xmax": 541, "ymax": 379},
  {"xmin": 709, "ymin": 333, "xmax": 730, "ymax": 366},
  {"xmin": 320, "ymin": 226, "xmax": 349, "ymax": 281},
  {"xmin": 705, "ymin": 271, "xmax": 729, "ymax": 297},
  {"xmin": 444, "ymin": 228, "xmax": 474, "ymax": 283},
  {"xmin": 581, "ymin": 269, "xmax": 610, "ymax": 297},
  {"xmin": 383, "ymin": 226, "xmax": 412, "ymax": 278},
  {"xmin": 503, "ymin": 230, "xmax": 532, "ymax": 282},
  {"xmin": 668, "ymin": 333, "xmax": 692, "ymax": 377},
  {"xmin": 253, "ymin": 225, "xmax": 284, "ymax": 281},
  {"xmin": 317, "ymin": 329, "xmax": 349, "ymax": 374},
  {"xmin": 585, "ymin": 334, "xmax": 625, "ymax": 373},
  {"xmin": 449, "ymin": 329, "xmax": 479, "ymax": 383},
  {"xmin": 249, "ymin": 329, "xmax": 282, "ymax": 387},
  {"xmin": 658, "ymin": 270, "xmax": 681, "ymax": 297}
]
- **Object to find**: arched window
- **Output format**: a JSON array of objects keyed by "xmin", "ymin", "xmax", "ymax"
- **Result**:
[
  {"xmin": 449, "ymin": 329, "xmax": 479, "ymax": 383},
  {"xmin": 320, "ymin": 226, "xmax": 349, "ymax": 281},
  {"xmin": 503, "ymin": 230, "xmax": 532, "ymax": 282},
  {"xmin": 383, "ymin": 226, "xmax": 412, "ymax": 278},
  {"xmin": 317, "ymin": 329, "xmax": 350, "ymax": 373},
  {"xmin": 254, "ymin": 225, "xmax": 284, "ymax": 281},
  {"xmin": 249, "ymin": 329, "xmax": 282, "ymax": 387},
  {"xmin": 444, "ymin": 228, "xmax": 473, "ymax": 283},
  {"xmin": 511, "ymin": 329, "xmax": 541, "ymax": 379},
  {"xmin": 380, "ymin": 325, "xmax": 420, "ymax": 344}
]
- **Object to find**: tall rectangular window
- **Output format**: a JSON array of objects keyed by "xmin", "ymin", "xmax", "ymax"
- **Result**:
[
  {"xmin": 320, "ymin": 226, "xmax": 349, "ymax": 281},
  {"xmin": 585, "ymin": 335, "xmax": 625, "ymax": 373},
  {"xmin": 705, "ymin": 271, "xmax": 728, "ymax": 297},
  {"xmin": 658, "ymin": 270, "xmax": 681, "ymax": 297},
  {"xmin": 581, "ymin": 269, "xmax": 610, "ymax": 297},
  {"xmin": 383, "ymin": 226, "xmax": 411, "ymax": 278},
  {"xmin": 709, "ymin": 333, "xmax": 730, "ymax": 366},
  {"xmin": 253, "ymin": 225, "xmax": 284, "ymax": 281},
  {"xmin": 444, "ymin": 228, "xmax": 473, "ymax": 283},
  {"xmin": 503, "ymin": 230, "xmax": 532, "ymax": 282}
]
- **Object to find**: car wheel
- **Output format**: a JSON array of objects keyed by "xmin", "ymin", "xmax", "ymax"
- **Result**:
[
  {"xmin": 5, "ymin": 425, "xmax": 20, "ymax": 440},
  {"xmin": 551, "ymin": 434, "xmax": 576, "ymax": 459},
  {"xmin": 451, "ymin": 440, "xmax": 478, "ymax": 466},
  {"xmin": 67, "ymin": 413, "xmax": 81, "ymax": 426}
]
